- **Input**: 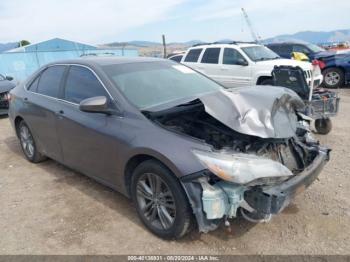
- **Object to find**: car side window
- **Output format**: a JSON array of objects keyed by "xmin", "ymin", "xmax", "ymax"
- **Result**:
[
  {"xmin": 64, "ymin": 66, "xmax": 108, "ymax": 104},
  {"xmin": 37, "ymin": 66, "xmax": 66, "ymax": 98},
  {"xmin": 170, "ymin": 55, "xmax": 183, "ymax": 63},
  {"xmin": 223, "ymin": 48, "xmax": 246, "ymax": 65},
  {"xmin": 28, "ymin": 76, "xmax": 40, "ymax": 92},
  {"xmin": 201, "ymin": 48, "xmax": 220, "ymax": 64},
  {"xmin": 184, "ymin": 49, "xmax": 202, "ymax": 62},
  {"xmin": 279, "ymin": 45, "xmax": 292, "ymax": 55},
  {"xmin": 292, "ymin": 45, "xmax": 310, "ymax": 54}
]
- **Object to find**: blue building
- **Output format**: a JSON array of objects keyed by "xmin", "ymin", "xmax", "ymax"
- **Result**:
[
  {"xmin": 0, "ymin": 38, "xmax": 138, "ymax": 82},
  {"xmin": 6, "ymin": 38, "xmax": 97, "ymax": 53}
]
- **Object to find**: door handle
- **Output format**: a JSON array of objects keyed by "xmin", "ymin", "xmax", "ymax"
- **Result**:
[
  {"xmin": 23, "ymin": 97, "xmax": 29, "ymax": 103},
  {"xmin": 58, "ymin": 110, "xmax": 64, "ymax": 115}
]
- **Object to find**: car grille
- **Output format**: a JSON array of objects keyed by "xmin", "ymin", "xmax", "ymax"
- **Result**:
[
  {"xmin": 0, "ymin": 92, "xmax": 10, "ymax": 109},
  {"xmin": 303, "ymin": 70, "xmax": 312, "ymax": 79}
]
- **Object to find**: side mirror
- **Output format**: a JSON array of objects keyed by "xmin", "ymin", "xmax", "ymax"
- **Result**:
[
  {"xmin": 5, "ymin": 76, "xmax": 14, "ymax": 81},
  {"xmin": 79, "ymin": 96, "xmax": 110, "ymax": 114},
  {"xmin": 237, "ymin": 58, "xmax": 248, "ymax": 66}
]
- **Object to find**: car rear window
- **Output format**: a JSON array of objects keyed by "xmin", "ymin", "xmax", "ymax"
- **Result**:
[
  {"xmin": 37, "ymin": 65, "xmax": 66, "ymax": 98},
  {"xmin": 184, "ymin": 49, "xmax": 202, "ymax": 62},
  {"xmin": 201, "ymin": 48, "xmax": 220, "ymax": 64}
]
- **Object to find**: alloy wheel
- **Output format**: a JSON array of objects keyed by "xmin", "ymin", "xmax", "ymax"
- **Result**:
[
  {"xmin": 19, "ymin": 124, "xmax": 35, "ymax": 158},
  {"xmin": 136, "ymin": 173, "xmax": 176, "ymax": 230},
  {"xmin": 325, "ymin": 71, "xmax": 340, "ymax": 86}
]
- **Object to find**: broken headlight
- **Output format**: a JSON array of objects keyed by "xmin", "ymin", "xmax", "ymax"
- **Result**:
[{"xmin": 192, "ymin": 149, "xmax": 293, "ymax": 185}]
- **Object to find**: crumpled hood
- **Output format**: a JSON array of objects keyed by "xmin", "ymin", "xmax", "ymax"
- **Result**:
[{"xmin": 199, "ymin": 86, "xmax": 305, "ymax": 139}]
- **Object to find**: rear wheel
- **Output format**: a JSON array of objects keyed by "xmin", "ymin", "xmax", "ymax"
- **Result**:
[
  {"xmin": 314, "ymin": 118, "xmax": 332, "ymax": 135},
  {"xmin": 17, "ymin": 121, "xmax": 46, "ymax": 163},
  {"xmin": 131, "ymin": 160, "xmax": 192, "ymax": 239},
  {"xmin": 323, "ymin": 68, "xmax": 344, "ymax": 88}
]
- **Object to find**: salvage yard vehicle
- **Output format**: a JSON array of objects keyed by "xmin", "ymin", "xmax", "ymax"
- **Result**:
[
  {"xmin": 0, "ymin": 74, "xmax": 15, "ymax": 115},
  {"xmin": 180, "ymin": 42, "xmax": 323, "ymax": 88},
  {"xmin": 9, "ymin": 57, "xmax": 330, "ymax": 239},
  {"xmin": 267, "ymin": 41, "xmax": 350, "ymax": 88}
]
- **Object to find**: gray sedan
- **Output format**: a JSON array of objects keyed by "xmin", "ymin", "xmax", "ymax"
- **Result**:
[{"xmin": 9, "ymin": 57, "xmax": 330, "ymax": 239}]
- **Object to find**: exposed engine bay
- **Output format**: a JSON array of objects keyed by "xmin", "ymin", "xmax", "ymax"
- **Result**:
[
  {"xmin": 144, "ymin": 96, "xmax": 329, "ymax": 232},
  {"xmin": 145, "ymin": 100, "xmax": 319, "ymax": 175}
]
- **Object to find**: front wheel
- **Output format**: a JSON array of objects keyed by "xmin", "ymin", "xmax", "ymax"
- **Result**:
[
  {"xmin": 131, "ymin": 160, "xmax": 192, "ymax": 239},
  {"xmin": 314, "ymin": 118, "xmax": 332, "ymax": 135}
]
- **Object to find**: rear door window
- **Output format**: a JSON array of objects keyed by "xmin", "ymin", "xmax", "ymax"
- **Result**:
[
  {"xmin": 64, "ymin": 66, "xmax": 108, "ymax": 104},
  {"xmin": 201, "ymin": 48, "xmax": 221, "ymax": 64},
  {"xmin": 184, "ymin": 49, "xmax": 202, "ymax": 62},
  {"xmin": 37, "ymin": 65, "xmax": 66, "ymax": 98}
]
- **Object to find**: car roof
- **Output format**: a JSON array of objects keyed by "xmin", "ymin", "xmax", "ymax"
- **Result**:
[
  {"xmin": 188, "ymin": 43, "xmax": 260, "ymax": 49},
  {"xmin": 46, "ymin": 56, "xmax": 166, "ymax": 67},
  {"xmin": 267, "ymin": 41, "xmax": 309, "ymax": 46}
]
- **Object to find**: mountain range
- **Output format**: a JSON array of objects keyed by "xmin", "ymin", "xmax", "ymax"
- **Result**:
[
  {"xmin": 0, "ymin": 42, "xmax": 18, "ymax": 52},
  {"xmin": 104, "ymin": 29, "xmax": 350, "ymax": 48},
  {"xmin": 1, "ymin": 29, "xmax": 350, "ymax": 52}
]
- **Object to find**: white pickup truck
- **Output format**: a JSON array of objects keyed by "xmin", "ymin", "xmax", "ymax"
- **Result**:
[{"xmin": 180, "ymin": 42, "xmax": 323, "ymax": 88}]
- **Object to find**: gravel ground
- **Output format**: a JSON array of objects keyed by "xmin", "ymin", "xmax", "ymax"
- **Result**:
[{"xmin": 0, "ymin": 89, "xmax": 349, "ymax": 255}]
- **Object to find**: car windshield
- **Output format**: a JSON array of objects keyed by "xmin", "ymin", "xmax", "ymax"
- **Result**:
[
  {"xmin": 103, "ymin": 61, "xmax": 222, "ymax": 110},
  {"xmin": 242, "ymin": 46, "xmax": 280, "ymax": 61},
  {"xmin": 306, "ymin": 43, "xmax": 325, "ymax": 53}
]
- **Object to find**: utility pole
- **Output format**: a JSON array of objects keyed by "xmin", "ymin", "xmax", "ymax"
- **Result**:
[
  {"xmin": 162, "ymin": 34, "xmax": 167, "ymax": 58},
  {"xmin": 241, "ymin": 8, "xmax": 261, "ymax": 44}
]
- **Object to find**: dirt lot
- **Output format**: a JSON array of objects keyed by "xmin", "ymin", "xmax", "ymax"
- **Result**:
[{"xmin": 0, "ymin": 89, "xmax": 349, "ymax": 255}]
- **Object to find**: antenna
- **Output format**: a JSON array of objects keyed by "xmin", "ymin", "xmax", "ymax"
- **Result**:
[{"xmin": 241, "ymin": 8, "xmax": 262, "ymax": 44}]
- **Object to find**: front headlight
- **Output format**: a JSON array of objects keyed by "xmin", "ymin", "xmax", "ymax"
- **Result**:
[{"xmin": 192, "ymin": 149, "xmax": 293, "ymax": 185}]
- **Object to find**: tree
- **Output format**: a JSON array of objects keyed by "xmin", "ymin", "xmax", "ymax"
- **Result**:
[{"xmin": 18, "ymin": 40, "xmax": 31, "ymax": 47}]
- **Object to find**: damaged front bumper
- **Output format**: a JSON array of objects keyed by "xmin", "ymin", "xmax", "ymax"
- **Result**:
[{"xmin": 181, "ymin": 147, "xmax": 330, "ymax": 233}]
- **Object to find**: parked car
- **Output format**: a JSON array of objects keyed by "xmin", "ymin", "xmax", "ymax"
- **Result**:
[
  {"xmin": 180, "ymin": 42, "xmax": 323, "ymax": 88},
  {"xmin": 266, "ymin": 41, "xmax": 334, "ymax": 60},
  {"xmin": 0, "ymin": 74, "xmax": 15, "ymax": 115},
  {"xmin": 267, "ymin": 42, "xmax": 350, "ymax": 88},
  {"xmin": 318, "ymin": 53, "xmax": 350, "ymax": 88},
  {"xmin": 9, "ymin": 57, "xmax": 330, "ymax": 239}
]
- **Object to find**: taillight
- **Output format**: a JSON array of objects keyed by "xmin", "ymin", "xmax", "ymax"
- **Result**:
[
  {"xmin": 312, "ymin": 59, "xmax": 326, "ymax": 70},
  {"xmin": 5, "ymin": 93, "xmax": 11, "ymax": 101}
]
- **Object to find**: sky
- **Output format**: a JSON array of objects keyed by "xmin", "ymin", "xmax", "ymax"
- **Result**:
[{"xmin": 0, "ymin": 0, "xmax": 349, "ymax": 44}]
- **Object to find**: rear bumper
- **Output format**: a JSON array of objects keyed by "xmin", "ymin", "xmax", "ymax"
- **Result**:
[{"xmin": 244, "ymin": 147, "xmax": 330, "ymax": 214}]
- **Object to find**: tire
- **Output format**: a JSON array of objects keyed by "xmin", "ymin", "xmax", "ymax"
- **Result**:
[
  {"xmin": 131, "ymin": 160, "xmax": 192, "ymax": 239},
  {"xmin": 314, "ymin": 118, "xmax": 332, "ymax": 135},
  {"xmin": 323, "ymin": 67, "xmax": 344, "ymax": 88},
  {"xmin": 17, "ymin": 120, "xmax": 47, "ymax": 163},
  {"xmin": 259, "ymin": 78, "xmax": 274, "ymax": 86}
]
